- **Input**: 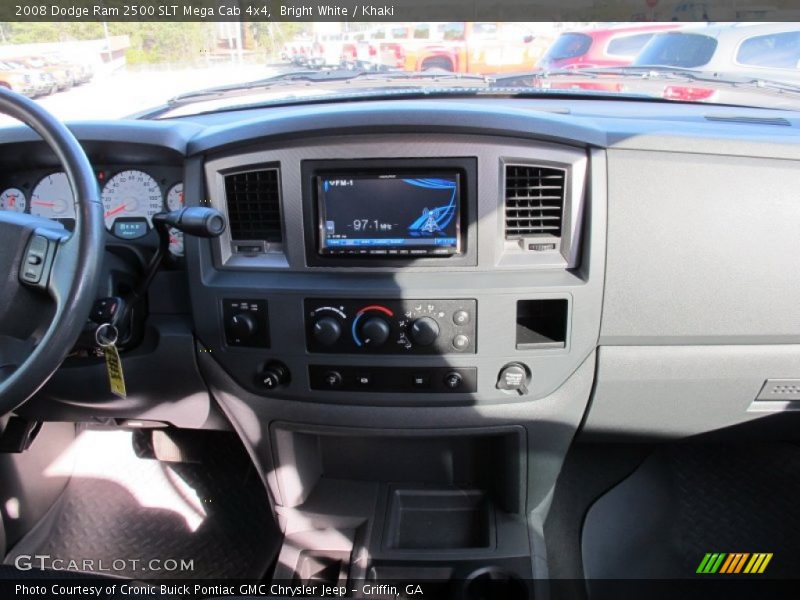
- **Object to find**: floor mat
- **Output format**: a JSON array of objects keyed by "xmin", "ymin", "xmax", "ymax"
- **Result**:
[
  {"xmin": 582, "ymin": 443, "xmax": 800, "ymax": 583},
  {"xmin": 5, "ymin": 428, "xmax": 279, "ymax": 580}
]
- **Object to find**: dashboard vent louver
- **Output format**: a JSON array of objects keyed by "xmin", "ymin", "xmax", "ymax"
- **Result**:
[
  {"xmin": 705, "ymin": 115, "xmax": 791, "ymax": 127},
  {"xmin": 224, "ymin": 167, "xmax": 282, "ymax": 245},
  {"xmin": 504, "ymin": 164, "xmax": 565, "ymax": 239}
]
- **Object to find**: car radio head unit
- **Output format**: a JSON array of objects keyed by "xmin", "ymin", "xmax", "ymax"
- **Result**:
[{"xmin": 316, "ymin": 171, "xmax": 462, "ymax": 257}]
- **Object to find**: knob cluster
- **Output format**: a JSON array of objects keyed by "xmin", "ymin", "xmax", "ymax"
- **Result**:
[
  {"xmin": 306, "ymin": 300, "xmax": 474, "ymax": 355},
  {"xmin": 312, "ymin": 312, "xmax": 443, "ymax": 349}
]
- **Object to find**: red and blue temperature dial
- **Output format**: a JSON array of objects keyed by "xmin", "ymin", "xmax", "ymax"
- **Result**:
[{"xmin": 352, "ymin": 305, "xmax": 395, "ymax": 347}]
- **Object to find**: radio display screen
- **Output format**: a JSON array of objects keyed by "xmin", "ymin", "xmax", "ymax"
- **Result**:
[{"xmin": 316, "ymin": 171, "xmax": 461, "ymax": 257}]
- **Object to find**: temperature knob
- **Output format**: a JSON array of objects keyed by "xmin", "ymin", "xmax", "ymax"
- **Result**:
[
  {"xmin": 410, "ymin": 317, "xmax": 440, "ymax": 346},
  {"xmin": 359, "ymin": 316, "xmax": 391, "ymax": 347},
  {"xmin": 312, "ymin": 316, "xmax": 342, "ymax": 346}
]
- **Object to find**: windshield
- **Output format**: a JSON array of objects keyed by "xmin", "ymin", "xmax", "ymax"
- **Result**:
[{"xmin": 1, "ymin": 20, "xmax": 800, "ymax": 122}]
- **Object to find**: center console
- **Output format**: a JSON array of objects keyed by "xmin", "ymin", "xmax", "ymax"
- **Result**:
[
  {"xmin": 188, "ymin": 129, "xmax": 606, "ymax": 589},
  {"xmin": 268, "ymin": 424, "xmax": 532, "ymax": 597},
  {"xmin": 193, "ymin": 134, "xmax": 599, "ymax": 406}
]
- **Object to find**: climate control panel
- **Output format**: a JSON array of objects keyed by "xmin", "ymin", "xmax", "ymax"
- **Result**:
[{"xmin": 305, "ymin": 298, "xmax": 476, "ymax": 354}]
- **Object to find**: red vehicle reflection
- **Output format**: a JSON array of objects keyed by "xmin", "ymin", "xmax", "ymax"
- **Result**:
[{"xmin": 539, "ymin": 24, "xmax": 682, "ymax": 71}]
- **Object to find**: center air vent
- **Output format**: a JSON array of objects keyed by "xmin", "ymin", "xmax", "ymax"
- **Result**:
[
  {"xmin": 504, "ymin": 164, "xmax": 565, "ymax": 239},
  {"xmin": 224, "ymin": 167, "xmax": 282, "ymax": 246}
]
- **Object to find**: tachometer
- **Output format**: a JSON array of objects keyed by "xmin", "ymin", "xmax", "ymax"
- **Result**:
[
  {"xmin": 0, "ymin": 188, "xmax": 26, "ymax": 212},
  {"xmin": 30, "ymin": 173, "xmax": 76, "ymax": 220},
  {"xmin": 166, "ymin": 183, "xmax": 184, "ymax": 211},
  {"xmin": 102, "ymin": 170, "xmax": 163, "ymax": 236}
]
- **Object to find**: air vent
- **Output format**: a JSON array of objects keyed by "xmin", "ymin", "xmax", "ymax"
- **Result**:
[
  {"xmin": 504, "ymin": 164, "xmax": 565, "ymax": 239},
  {"xmin": 224, "ymin": 167, "xmax": 282, "ymax": 245},
  {"xmin": 705, "ymin": 115, "xmax": 791, "ymax": 126}
]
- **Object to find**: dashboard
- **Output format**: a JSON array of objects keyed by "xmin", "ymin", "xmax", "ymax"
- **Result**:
[
  {"xmin": 0, "ymin": 98, "xmax": 798, "ymax": 439},
  {"xmin": 2, "ymin": 95, "xmax": 800, "ymax": 589}
]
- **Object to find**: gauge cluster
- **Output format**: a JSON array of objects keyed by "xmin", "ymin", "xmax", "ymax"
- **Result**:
[{"xmin": 0, "ymin": 166, "xmax": 185, "ymax": 257}]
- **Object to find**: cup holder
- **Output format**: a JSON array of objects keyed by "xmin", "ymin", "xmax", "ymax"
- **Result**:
[{"xmin": 459, "ymin": 566, "xmax": 529, "ymax": 600}]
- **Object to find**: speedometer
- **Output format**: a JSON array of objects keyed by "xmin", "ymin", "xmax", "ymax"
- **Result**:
[
  {"xmin": 0, "ymin": 188, "xmax": 26, "ymax": 212},
  {"xmin": 101, "ymin": 170, "xmax": 163, "ymax": 237},
  {"xmin": 30, "ymin": 173, "xmax": 76, "ymax": 220}
]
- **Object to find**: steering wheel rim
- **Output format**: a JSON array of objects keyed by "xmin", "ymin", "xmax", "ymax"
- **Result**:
[{"xmin": 0, "ymin": 87, "xmax": 104, "ymax": 413}]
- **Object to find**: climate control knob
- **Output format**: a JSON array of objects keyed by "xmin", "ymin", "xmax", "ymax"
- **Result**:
[
  {"xmin": 410, "ymin": 317, "xmax": 440, "ymax": 347},
  {"xmin": 312, "ymin": 316, "xmax": 342, "ymax": 346},
  {"xmin": 359, "ymin": 316, "xmax": 391, "ymax": 347}
]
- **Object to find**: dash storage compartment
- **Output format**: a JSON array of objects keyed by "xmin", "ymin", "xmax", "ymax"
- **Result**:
[{"xmin": 384, "ymin": 487, "xmax": 494, "ymax": 550}]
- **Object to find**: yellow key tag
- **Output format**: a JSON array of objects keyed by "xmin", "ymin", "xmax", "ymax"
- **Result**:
[
  {"xmin": 96, "ymin": 323, "xmax": 126, "ymax": 399},
  {"xmin": 103, "ymin": 344, "xmax": 127, "ymax": 398}
]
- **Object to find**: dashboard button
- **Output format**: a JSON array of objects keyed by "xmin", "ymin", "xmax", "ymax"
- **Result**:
[
  {"xmin": 453, "ymin": 310, "xmax": 470, "ymax": 325},
  {"xmin": 323, "ymin": 370, "xmax": 343, "ymax": 389},
  {"xmin": 452, "ymin": 334, "xmax": 470, "ymax": 350},
  {"xmin": 260, "ymin": 361, "xmax": 290, "ymax": 390},
  {"xmin": 443, "ymin": 371, "xmax": 463, "ymax": 390},
  {"xmin": 355, "ymin": 372, "xmax": 372, "ymax": 387},
  {"xmin": 411, "ymin": 373, "xmax": 431, "ymax": 389}
]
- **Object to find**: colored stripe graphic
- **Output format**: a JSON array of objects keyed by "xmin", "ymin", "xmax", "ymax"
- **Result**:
[
  {"xmin": 697, "ymin": 553, "xmax": 727, "ymax": 573},
  {"xmin": 744, "ymin": 553, "xmax": 773, "ymax": 574},
  {"xmin": 719, "ymin": 554, "xmax": 736, "ymax": 574},
  {"xmin": 734, "ymin": 553, "xmax": 750, "ymax": 573},
  {"xmin": 744, "ymin": 554, "xmax": 760, "ymax": 574},
  {"xmin": 720, "ymin": 553, "xmax": 749, "ymax": 574},
  {"xmin": 699, "ymin": 553, "xmax": 773, "ymax": 574},
  {"xmin": 710, "ymin": 553, "xmax": 726, "ymax": 573},
  {"xmin": 696, "ymin": 553, "xmax": 713, "ymax": 574}
]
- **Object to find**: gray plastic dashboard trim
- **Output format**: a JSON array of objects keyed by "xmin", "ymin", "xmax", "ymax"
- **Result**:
[
  {"xmin": 188, "ymin": 100, "xmax": 606, "ymax": 154},
  {"xmin": 204, "ymin": 134, "xmax": 589, "ymax": 272},
  {"xmin": 184, "ymin": 99, "xmax": 800, "ymax": 161},
  {"xmin": 600, "ymin": 148, "xmax": 800, "ymax": 345},
  {"xmin": 0, "ymin": 120, "xmax": 201, "ymax": 154},
  {"xmin": 583, "ymin": 345, "xmax": 800, "ymax": 439}
]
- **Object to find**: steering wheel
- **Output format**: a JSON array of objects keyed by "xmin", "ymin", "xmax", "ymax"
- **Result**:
[{"xmin": 0, "ymin": 87, "xmax": 104, "ymax": 414}]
